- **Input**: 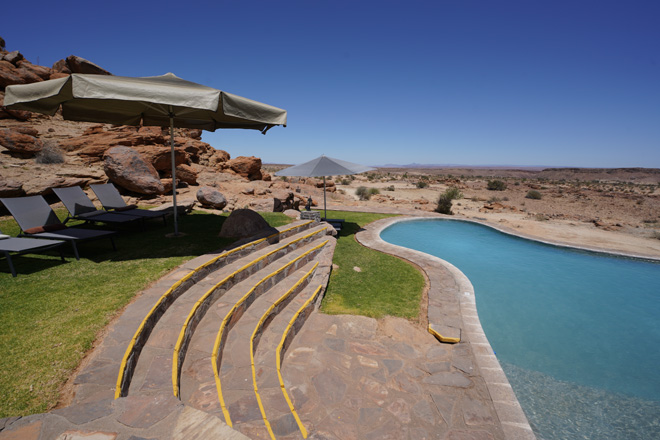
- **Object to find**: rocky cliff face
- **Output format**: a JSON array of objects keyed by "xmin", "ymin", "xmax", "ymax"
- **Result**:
[{"xmin": 0, "ymin": 38, "xmax": 270, "ymax": 202}]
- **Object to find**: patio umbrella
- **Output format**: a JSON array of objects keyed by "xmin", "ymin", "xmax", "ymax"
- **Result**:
[
  {"xmin": 274, "ymin": 155, "xmax": 375, "ymax": 219},
  {"xmin": 4, "ymin": 72, "xmax": 287, "ymax": 235}
]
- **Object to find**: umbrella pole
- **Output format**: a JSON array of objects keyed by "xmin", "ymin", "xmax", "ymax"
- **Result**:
[
  {"xmin": 169, "ymin": 107, "xmax": 179, "ymax": 235},
  {"xmin": 323, "ymin": 176, "xmax": 327, "ymax": 220}
]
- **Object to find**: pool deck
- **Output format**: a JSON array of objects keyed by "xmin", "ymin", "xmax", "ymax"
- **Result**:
[{"xmin": 356, "ymin": 215, "xmax": 536, "ymax": 440}]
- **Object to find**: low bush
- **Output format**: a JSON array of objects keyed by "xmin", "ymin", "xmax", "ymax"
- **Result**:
[
  {"xmin": 487, "ymin": 179, "xmax": 507, "ymax": 191},
  {"xmin": 526, "ymin": 190, "xmax": 542, "ymax": 199},
  {"xmin": 384, "ymin": 185, "xmax": 395, "ymax": 191},
  {"xmin": 435, "ymin": 186, "xmax": 463, "ymax": 215},
  {"xmin": 356, "ymin": 186, "xmax": 379, "ymax": 200},
  {"xmin": 416, "ymin": 181, "xmax": 429, "ymax": 189},
  {"xmin": 35, "ymin": 141, "xmax": 65, "ymax": 164}
]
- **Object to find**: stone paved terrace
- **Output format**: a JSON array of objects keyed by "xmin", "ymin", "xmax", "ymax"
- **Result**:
[{"xmin": 0, "ymin": 212, "xmax": 536, "ymax": 440}]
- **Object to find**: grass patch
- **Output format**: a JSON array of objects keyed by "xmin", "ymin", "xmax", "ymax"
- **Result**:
[
  {"xmin": 0, "ymin": 209, "xmax": 290, "ymax": 417},
  {"xmin": 320, "ymin": 210, "xmax": 425, "ymax": 319}
]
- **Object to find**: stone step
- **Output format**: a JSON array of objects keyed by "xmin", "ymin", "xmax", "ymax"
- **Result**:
[
  {"xmin": 127, "ymin": 224, "xmax": 330, "ymax": 398},
  {"xmin": 218, "ymin": 239, "xmax": 335, "ymax": 439},
  {"xmin": 197, "ymin": 263, "xmax": 317, "ymax": 437},
  {"xmin": 112, "ymin": 220, "xmax": 319, "ymax": 399}
]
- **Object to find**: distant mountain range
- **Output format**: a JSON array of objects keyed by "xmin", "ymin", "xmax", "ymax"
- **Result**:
[{"xmin": 377, "ymin": 163, "xmax": 555, "ymax": 170}]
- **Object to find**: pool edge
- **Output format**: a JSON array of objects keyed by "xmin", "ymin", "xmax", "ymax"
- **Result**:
[{"xmin": 356, "ymin": 215, "xmax": 537, "ymax": 440}]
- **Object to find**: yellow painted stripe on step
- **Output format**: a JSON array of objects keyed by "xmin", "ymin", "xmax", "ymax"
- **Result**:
[
  {"xmin": 250, "ymin": 263, "xmax": 319, "ymax": 440},
  {"xmin": 115, "ymin": 235, "xmax": 272, "ymax": 399},
  {"xmin": 428, "ymin": 325, "xmax": 460, "ymax": 344},
  {"xmin": 172, "ymin": 228, "xmax": 326, "ymax": 398},
  {"xmin": 276, "ymin": 284, "xmax": 324, "ymax": 439},
  {"xmin": 250, "ymin": 261, "xmax": 319, "ymax": 440},
  {"xmin": 212, "ymin": 240, "xmax": 328, "ymax": 428}
]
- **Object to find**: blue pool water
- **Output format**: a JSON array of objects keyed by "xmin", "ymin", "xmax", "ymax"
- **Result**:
[{"xmin": 381, "ymin": 219, "xmax": 660, "ymax": 440}]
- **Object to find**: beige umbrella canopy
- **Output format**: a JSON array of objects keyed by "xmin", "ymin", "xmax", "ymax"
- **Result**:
[{"xmin": 4, "ymin": 72, "xmax": 287, "ymax": 234}]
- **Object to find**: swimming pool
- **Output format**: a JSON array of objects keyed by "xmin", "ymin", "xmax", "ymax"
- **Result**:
[{"xmin": 381, "ymin": 219, "xmax": 660, "ymax": 440}]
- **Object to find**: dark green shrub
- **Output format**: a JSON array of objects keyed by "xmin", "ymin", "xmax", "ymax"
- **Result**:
[
  {"xmin": 435, "ymin": 187, "xmax": 463, "ymax": 215},
  {"xmin": 384, "ymin": 185, "xmax": 395, "ymax": 191},
  {"xmin": 526, "ymin": 190, "xmax": 542, "ymax": 200},
  {"xmin": 416, "ymin": 181, "xmax": 429, "ymax": 189},
  {"xmin": 368, "ymin": 188, "xmax": 380, "ymax": 196},
  {"xmin": 487, "ymin": 179, "xmax": 507, "ymax": 191}
]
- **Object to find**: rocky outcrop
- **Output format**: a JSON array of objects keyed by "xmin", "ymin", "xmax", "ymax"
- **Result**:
[
  {"xmin": 196, "ymin": 186, "xmax": 227, "ymax": 210},
  {"xmin": 219, "ymin": 209, "xmax": 274, "ymax": 238},
  {"xmin": 0, "ymin": 41, "xmax": 273, "ymax": 201},
  {"xmin": 103, "ymin": 146, "xmax": 164, "ymax": 195}
]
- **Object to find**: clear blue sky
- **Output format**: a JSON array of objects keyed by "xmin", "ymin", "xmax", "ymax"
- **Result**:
[{"xmin": 4, "ymin": 0, "xmax": 659, "ymax": 168}]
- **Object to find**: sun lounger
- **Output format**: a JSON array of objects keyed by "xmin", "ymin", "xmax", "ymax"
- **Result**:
[
  {"xmin": 52, "ymin": 186, "xmax": 143, "ymax": 228},
  {"xmin": 0, "ymin": 195, "xmax": 117, "ymax": 260},
  {"xmin": 90, "ymin": 183, "xmax": 167, "ymax": 225},
  {"xmin": 0, "ymin": 228, "xmax": 66, "ymax": 277}
]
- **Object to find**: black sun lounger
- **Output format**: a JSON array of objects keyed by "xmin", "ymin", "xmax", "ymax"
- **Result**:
[
  {"xmin": 90, "ymin": 183, "xmax": 167, "ymax": 225},
  {"xmin": 52, "ymin": 186, "xmax": 142, "ymax": 228},
  {"xmin": 0, "ymin": 227, "xmax": 66, "ymax": 277},
  {"xmin": 0, "ymin": 195, "xmax": 117, "ymax": 260}
]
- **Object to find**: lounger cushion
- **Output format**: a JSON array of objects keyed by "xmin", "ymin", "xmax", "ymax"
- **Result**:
[
  {"xmin": 115, "ymin": 204, "xmax": 138, "ymax": 211},
  {"xmin": 0, "ymin": 234, "xmax": 9, "ymax": 240},
  {"xmin": 24, "ymin": 224, "xmax": 68, "ymax": 234}
]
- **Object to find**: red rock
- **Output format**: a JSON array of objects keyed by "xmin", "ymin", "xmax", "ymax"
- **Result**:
[
  {"xmin": 52, "ymin": 58, "xmax": 72, "ymax": 74},
  {"xmin": 16, "ymin": 60, "xmax": 51, "ymax": 80},
  {"xmin": 135, "ymin": 145, "xmax": 188, "ymax": 171},
  {"xmin": 103, "ymin": 146, "xmax": 164, "ymax": 195},
  {"xmin": 174, "ymin": 164, "xmax": 198, "ymax": 185},
  {"xmin": 0, "ymin": 60, "xmax": 28, "ymax": 88},
  {"xmin": 228, "ymin": 156, "xmax": 262, "ymax": 180},
  {"xmin": 2, "ymin": 50, "xmax": 24, "ymax": 64},
  {"xmin": 65, "ymin": 55, "xmax": 112, "ymax": 75},
  {"xmin": 49, "ymin": 72, "xmax": 70, "ymax": 80},
  {"xmin": 0, "ymin": 128, "xmax": 43, "ymax": 155}
]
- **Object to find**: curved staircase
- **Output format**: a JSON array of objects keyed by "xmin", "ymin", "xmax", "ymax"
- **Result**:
[{"xmin": 68, "ymin": 219, "xmax": 337, "ymax": 439}]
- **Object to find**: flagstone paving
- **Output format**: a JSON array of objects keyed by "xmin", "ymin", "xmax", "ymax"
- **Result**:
[{"xmin": 0, "ymin": 214, "xmax": 536, "ymax": 440}]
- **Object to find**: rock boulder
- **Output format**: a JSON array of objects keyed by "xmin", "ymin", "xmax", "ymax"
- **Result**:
[
  {"xmin": 219, "ymin": 209, "xmax": 274, "ymax": 238},
  {"xmin": 196, "ymin": 186, "xmax": 227, "ymax": 210},
  {"xmin": 103, "ymin": 146, "xmax": 164, "ymax": 195},
  {"xmin": 0, "ymin": 128, "xmax": 43, "ymax": 156},
  {"xmin": 228, "ymin": 156, "xmax": 262, "ymax": 180}
]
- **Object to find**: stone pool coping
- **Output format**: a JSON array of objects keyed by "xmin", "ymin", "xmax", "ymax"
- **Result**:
[{"xmin": 356, "ymin": 215, "xmax": 537, "ymax": 440}]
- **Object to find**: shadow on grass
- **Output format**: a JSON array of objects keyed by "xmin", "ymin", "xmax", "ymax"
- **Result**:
[{"xmin": 0, "ymin": 212, "xmax": 237, "ymax": 277}]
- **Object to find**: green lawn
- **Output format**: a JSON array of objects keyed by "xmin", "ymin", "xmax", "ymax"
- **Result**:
[
  {"xmin": 0, "ymin": 209, "xmax": 290, "ymax": 417},
  {"xmin": 320, "ymin": 210, "xmax": 425, "ymax": 319}
]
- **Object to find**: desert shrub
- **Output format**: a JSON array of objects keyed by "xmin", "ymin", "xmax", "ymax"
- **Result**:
[
  {"xmin": 526, "ymin": 190, "xmax": 542, "ymax": 200},
  {"xmin": 279, "ymin": 176, "xmax": 288, "ymax": 182},
  {"xmin": 435, "ymin": 187, "xmax": 463, "ymax": 215},
  {"xmin": 652, "ymin": 231, "xmax": 660, "ymax": 240},
  {"xmin": 487, "ymin": 179, "xmax": 507, "ymax": 191},
  {"xmin": 416, "ymin": 181, "xmax": 429, "ymax": 189},
  {"xmin": 384, "ymin": 185, "xmax": 395, "ymax": 191},
  {"xmin": 488, "ymin": 196, "xmax": 502, "ymax": 203},
  {"xmin": 35, "ymin": 141, "xmax": 65, "ymax": 164},
  {"xmin": 339, "ymin": 178, "xmax": 351, "ymax": 185},
  {"xmin": 356, "ymin": 186, "xmax": 379, "ymax": 200}
]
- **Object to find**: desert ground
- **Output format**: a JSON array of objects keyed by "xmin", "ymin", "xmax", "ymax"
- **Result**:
[{"xmin": 263, "ymin": 164, "xmax": 660, "ymax": 259}]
